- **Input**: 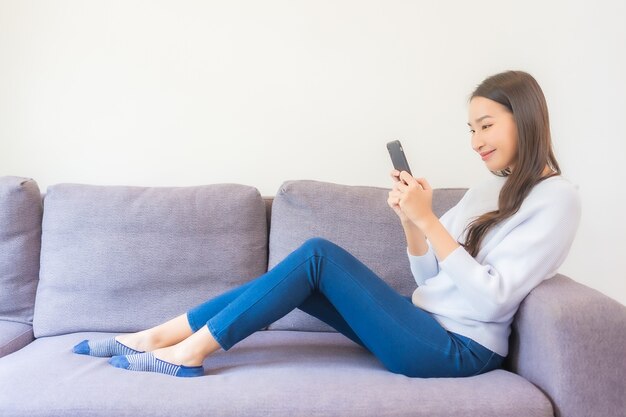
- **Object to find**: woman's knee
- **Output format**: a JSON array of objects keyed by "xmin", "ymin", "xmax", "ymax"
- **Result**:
[{"xmin": 300, "ymin": 237, "xmax": 337, "ymax": 253}]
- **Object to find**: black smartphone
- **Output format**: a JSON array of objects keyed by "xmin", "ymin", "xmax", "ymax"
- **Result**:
[{"xmin": 386, "ymin": 140, "xmax": 412, "ymax": 177}]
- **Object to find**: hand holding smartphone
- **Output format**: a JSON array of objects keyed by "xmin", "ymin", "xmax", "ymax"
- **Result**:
[{"xmin": 386, "ymin": 140, "xmax": 412, "ymax": 183}]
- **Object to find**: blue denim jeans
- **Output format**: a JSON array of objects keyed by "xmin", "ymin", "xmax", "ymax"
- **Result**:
[{"xmin": 187, "ymin": 237, "xmax": 505, "ymax": 378}]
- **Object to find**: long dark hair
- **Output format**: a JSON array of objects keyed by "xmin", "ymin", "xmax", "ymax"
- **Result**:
[{"xmin": 462, "ymin": 70, "xmax": 561, "ymax": 257}]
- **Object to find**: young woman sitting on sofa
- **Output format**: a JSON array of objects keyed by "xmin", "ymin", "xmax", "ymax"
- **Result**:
[{"xmin": 73, "ymin": 70, "xmax": 581, "ymax": 378}]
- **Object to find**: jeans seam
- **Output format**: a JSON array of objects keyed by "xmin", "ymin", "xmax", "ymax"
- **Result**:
[
  {"xmin": 471, "ymin": 352, "xmax": 496, "ymax": 376},
  {"xmin": 207, "ymin": 321, "xmax": 228, "ymax": 350},
  {"xmin": 320, "ymin": 254, "xmax": 449, "ymax": 355}
]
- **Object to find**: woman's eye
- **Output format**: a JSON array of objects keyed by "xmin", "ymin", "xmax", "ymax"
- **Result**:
[
  {"xmin": 482, "ymin": 124, "xmax": 492, "ymax": 130},
  {"xmin": 468, "ymin": 129, "xmax": 475, "ymax": 134}
]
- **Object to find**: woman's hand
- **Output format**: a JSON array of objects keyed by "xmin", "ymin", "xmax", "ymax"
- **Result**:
[
  {"xmin": 389, "ymin": 169, "xmax": 458, "ymax": 260},
  {"xmin": 394, "ymin": 171, "xmax": 436, "ymax": 230},
  {"xmin": 387, "ymin": 169, "xmax": 411, "ymax": 224}
]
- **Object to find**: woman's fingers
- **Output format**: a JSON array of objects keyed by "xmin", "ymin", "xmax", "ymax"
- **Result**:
[
  {"xmin": 415, "ymin": 177, "xmax": 432, "ymax": 190},
  {"xmin": 389, "ymin": 190, "xmax": 401, "ymax": 199},
  {"xmin": 388, "ymin": 190, "xmax": 402, "ymax": 206},
  {"xmin": 393, "ymin": 181, "xmax": 405, "ymax": 192},
  {"xmin": 399, "ymin": 170, "xmax": 418, "ymax": 186}
]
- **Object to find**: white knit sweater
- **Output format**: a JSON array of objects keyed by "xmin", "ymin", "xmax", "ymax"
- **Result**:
[{"xmin": 408, "ymin": 174, "xmax": 581, "ymax": 357}]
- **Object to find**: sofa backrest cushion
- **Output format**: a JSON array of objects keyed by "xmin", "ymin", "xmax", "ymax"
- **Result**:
[
  {"xmin": 267, "ymin": 180, "xmax": 467, "ymax": 332},
  {"xmin": 0, "ymin": 176, "xmax": 43, "ymax": 325},
  {"xmin": 33, "ymin": 183, "xmax": 268, "ymax": 337}
]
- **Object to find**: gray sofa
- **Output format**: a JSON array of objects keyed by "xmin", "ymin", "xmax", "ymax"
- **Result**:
[{"xmin": 0, "ymin": 175, "xmax": 624, "ymax": 417}]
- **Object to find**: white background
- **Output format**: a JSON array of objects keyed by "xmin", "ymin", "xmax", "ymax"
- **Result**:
[{"xmin": 1, "ymin": 1, "xmax": 624, "ymax": 305}]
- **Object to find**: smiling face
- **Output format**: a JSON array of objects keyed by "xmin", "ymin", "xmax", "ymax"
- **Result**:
[{"xmin": 467, "ymin": 96, "xmax": 519, "ymax": 173}]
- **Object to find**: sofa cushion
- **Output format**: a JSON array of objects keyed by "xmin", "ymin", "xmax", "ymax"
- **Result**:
[
  {"xmin": 0, "ymin": 176, "xmax": 43, "ymax": 326},
  {"xmin": 33, "ymin": 183, "xmax": 268, "ymax": 337},
  {"xmin": 0, "ymin": 331, "xmax": 553, "ymax": 417},
  {"xmin": 0, "ymin": 321, "xmax": 34, "ymax": 358},
  {"xmin": 267, "ymin": 180, "xmax": 466, "ymax": 331}
]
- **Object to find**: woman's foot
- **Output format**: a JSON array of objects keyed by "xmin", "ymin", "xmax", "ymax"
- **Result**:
[
  {"xmin": 72, "ymin": 330, "xmax": 162, "ymax": 357},
  {"xmin": 115, "ymin": 331, "xmax": 161, "ymax": 353},
  {"xmin": 108, "ymin": 344, "xmax": 206, "ymax": 377},
  {"xmin": 151, "ymin": 344, "xmax": 205, "ymax": 367},
  {"xmin": 108, "ymin": 352, "xmax": 205, "ymax": 377},
  {"xmin": 115, "ymin": 313, "xmax": 194, "ymax": 352},
  {"xmin": 74, "ymin": 314, "xmax": 195, "ymax": 358},
  {"xmin": 72, "ymin": 337, "xmax": 144, "ymax": 357},
  {"xmin": 108, "ymin": 326, "xmax": 220, "ymax": 377}
]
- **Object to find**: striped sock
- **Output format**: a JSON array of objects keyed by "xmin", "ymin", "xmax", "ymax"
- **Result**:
[
  {"xmin": 72, "ymin": 338, "xmax": 144, "ymax": 357},
  {"xmin": 108, "ymin": 352, "xmax": 204, "ymax": 377}
]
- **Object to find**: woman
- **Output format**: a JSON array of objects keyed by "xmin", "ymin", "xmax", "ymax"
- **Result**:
[{"xmin": 73, "ymin": 70, "xmax": 581, "ymax": 378}]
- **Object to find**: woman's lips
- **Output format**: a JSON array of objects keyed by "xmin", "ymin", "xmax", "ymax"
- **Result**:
[{"xmin": 481, "ymin": 150, "xmax": 495, "ymax": 160}]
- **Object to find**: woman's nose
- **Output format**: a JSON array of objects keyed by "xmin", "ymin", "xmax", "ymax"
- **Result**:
[{"xmin": 471, "ymin": 133, "xmax": 484, "ymax": 152}]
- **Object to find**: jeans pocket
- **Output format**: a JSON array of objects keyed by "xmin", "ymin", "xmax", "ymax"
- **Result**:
[
  {"xmin": 471, "ymin": 352, "xmax": 496, "ymax": 376},
  {"xmin": 471, "ymin": 349, "xmax": 505, "ymax": 376},
  {"xmin": 448, "ymin": 331, "xmax": 472, "ymax": 351},
  {"xmin": 448, "ymin": 332, "xmax": 504, "ymax": 376}
]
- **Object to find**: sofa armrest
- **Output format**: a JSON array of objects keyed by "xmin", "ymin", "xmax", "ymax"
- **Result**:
[
  {"xmin": 0, "ymin": 320, "xmax": 34, "ymax": 358},
  {"xmin": 506, "ymin": 274, "xmax": 626, "ymax": 417}
]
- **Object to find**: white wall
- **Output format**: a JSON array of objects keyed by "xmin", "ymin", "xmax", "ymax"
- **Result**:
[{"xmin": 1, "ymin": 0, "xmax": 624, "ymax": 305}]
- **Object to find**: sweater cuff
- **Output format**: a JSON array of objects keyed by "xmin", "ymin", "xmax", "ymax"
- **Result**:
[{"xmin": 407, "ymin": 245, "xmax": 439, "ymax": 285}]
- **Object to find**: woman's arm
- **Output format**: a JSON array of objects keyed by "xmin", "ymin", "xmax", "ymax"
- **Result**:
[
  {"xmin": 403, "ymin": 202, "xmax": 464, "ymax": 285},
  {"xmin": 390, "ymin": 169, "xmax": 440, "ymax": 283},
  {"xmin": 402, "ymin": 218, "xmax": 429, "ymax": 256},
  {"xmin": 418, "ymin": 214, "xmax": 460, "ymax": 262},
  {"xmin": 436, "ymin": 191, "xmax": 580, "ymax": 319},
  {"xmin": 396, "ymin": 170, "xmax": 581, "ymax": 319},
  {"xmin": 395, "ymin": 172, "xmax": 461, "ymax": 262},
  {"xmin": 390, "ymin": 170, "xmax": 431, "ymax": 256},
  {"xmin": 403, "ymin": 218, "xmax": 440, "ymax": 286}
]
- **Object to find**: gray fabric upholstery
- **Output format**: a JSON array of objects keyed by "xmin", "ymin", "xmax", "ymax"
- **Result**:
[
  {"xmin": 0, "ymin": 176, "xmax": 42, "ymax": 326},
  {"xmin": 0, "ymin": 331, "xmax": 553, "ymax": 417},
  {"xmin": 33, "ymin": 183, "xmax": 268, "ymax": 337},
  {"xmin": 267, "ymin": 179, "xmax": 466, "ymax": 331},
  {"xmin": 0, "ymin": 321, "xmax": 34, "ymax": 358},
  {"xmin": 506, "ymin": 274, "xmax": 626, "ymax": 417}
]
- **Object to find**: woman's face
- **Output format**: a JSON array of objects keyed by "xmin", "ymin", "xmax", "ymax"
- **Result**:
[{"xmin": 467, "ymin": 96, "xmax": 518, "ymax": 172}]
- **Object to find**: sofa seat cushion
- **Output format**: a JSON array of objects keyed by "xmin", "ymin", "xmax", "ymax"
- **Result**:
[
  {"xmin": 0, "ymin": 331, "xmax": 553, "ymax": 417},
  {"xmin": 33, "ymin": 183, "xmax": 268, "ymax": 337},
  {"xmin": 0, "ymin": 321, "xmax": 34, "ymax": 358},
  {"xmin": 267, "ymin": 179, "xmax": 467, "ymax": 331}
]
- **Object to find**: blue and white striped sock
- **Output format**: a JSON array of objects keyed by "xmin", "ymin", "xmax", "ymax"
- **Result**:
[
  {"xmin": 108, "ymin": 352, "xmax": 204, "ymax": 377},
  {"xmin": 73, "ymin": 338, "xmax": 144, "ymax": 357}
]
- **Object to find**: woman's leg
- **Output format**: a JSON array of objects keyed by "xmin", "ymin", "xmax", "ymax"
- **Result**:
[
  {"xmin": 187, "ymin": 281, "xmax": 367, "ymax": 348},
  {"xmin": 111, "ymin": 237, "xmax": 499, "ymax": 377},
  {"xmin": 117, "ymin": 279, "xmax": 260, "ymax": 352},
  {"xmin": 204, "ymin": 237, "xmax": 498, "ymax": 377},
  {"xmin": 296, "ymin": 292, "xmax": 366, "ymax": 348},
  {"xmin": 114, "ymin": 314, "xmax": 192, "ymax": 352},
  {"xmin": 74, "ymin": 278, "xmax": 259, "ymax": 357},
  {"xmin": 79, "ymin": 240, "xmax": 366, "ymax": 360},
  {"xmin": 135, "ymin": 269, "xmax": 369, "ymax": 367}
]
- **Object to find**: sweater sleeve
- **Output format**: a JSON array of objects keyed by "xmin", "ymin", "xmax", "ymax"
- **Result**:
[
  {"xmin": 407, "ymin": 243, "xmax": 439, "ymax": 286},
  {"xmin": 406, "ymin": 200, "xmax": 462, "ymax": 286},
  {"xmin": 438, "ymin": 186, "xmax": 581, "ymax": 320}
]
